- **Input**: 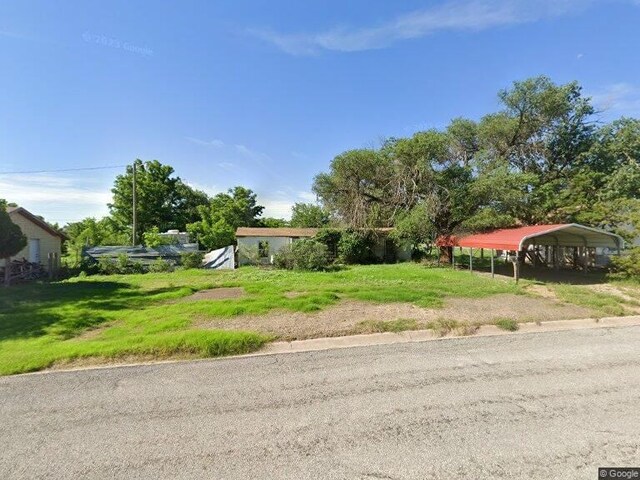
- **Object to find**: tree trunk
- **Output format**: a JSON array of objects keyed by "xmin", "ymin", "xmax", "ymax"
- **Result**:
[
  {"xmin": 3, "ymin": 258, "xmax": 10, "ymax": 287},
  {"xmin": 439, "ymin": 246, "xmax": 453, "ymax": 264}
]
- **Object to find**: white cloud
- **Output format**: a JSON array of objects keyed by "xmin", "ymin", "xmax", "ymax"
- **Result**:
[
  {"xmin": 0, "ymin": 173, "xmax": 111, "ymax": 223},
  {"xmin": 297, "ymin": 191, "xmax": 317, "ymax": 202},
  {"xmin": 589, "ymin": 83, "xmax": 640, "ymax": 117},
  {"xmin": 259, "ymin": 191, "xmax": 316, "ymax": 219},
  {"xmin": 185, "ymin": 136, "xmax": 225, "ymax": 147},
  {"xmin": 251, "ymin": 0, "xmax": 608, "ymax": 55}
]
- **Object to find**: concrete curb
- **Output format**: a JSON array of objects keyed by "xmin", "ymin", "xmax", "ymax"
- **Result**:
[{"xmin": 257, "ymin": 315, "xmax": 640, "ymax": 355}]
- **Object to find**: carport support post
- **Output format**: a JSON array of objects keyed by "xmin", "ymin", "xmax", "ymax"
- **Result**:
[
  {"xmin": 469, "ymin": 248, "xmax": 473, "ymax": 272},
  {"xmin": 490, "ymin": 249, "xmax": 495, "ymax": 278}
]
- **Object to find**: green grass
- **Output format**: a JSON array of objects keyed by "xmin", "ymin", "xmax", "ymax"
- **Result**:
[
  {"xmin": 495, "ymin": 318, "xmax": 519, "ymax": 331},
  {"xmin": 0, "ymin": 264, "xmax": 526, "ymax": 375},
  {"xmin": 550, "ymin": 284, "xmax": 635, "ymax": 316}
]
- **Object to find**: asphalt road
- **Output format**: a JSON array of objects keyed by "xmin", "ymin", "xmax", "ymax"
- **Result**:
[{"xmin": 1, "ymin": 327, "xmax": 640, "ymax": 480}]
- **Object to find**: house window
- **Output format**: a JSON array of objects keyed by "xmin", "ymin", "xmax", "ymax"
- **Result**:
[{"xmin": 258, "ymin": 241, "xmax": 269, "ymax": 258}]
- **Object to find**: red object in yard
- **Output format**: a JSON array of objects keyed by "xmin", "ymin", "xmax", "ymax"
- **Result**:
[{"xmin": 435, "ymin": 235, "xmax": 458, "ymax": 247}]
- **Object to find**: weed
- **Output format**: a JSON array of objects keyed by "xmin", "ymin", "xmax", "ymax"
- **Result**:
[
  {"xmin": 495, "ymin": 318, "xmax": 519, "ymax": 331},
  {"xmin": 356, "ymin": 318, "xmax": 423, "ymax": 334}
]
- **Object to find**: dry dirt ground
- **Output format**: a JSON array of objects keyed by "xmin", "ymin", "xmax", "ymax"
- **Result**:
[{"xmin": 196, "ymin": 293, "xmax": 595, "ymax": 341}]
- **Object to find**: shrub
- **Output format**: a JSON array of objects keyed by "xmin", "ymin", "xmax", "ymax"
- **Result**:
[
  {"xmin": 314, "ymin": 228, "xmax": 342, "ymax": 259},
  {"xmin": 337, "ymin": 230, "xmax": 378, "ymax": 264},
  {"xmin": 274, "ymin": 239, "xmax": 330, "ymax": 271},
  {"xmin": 116, "ymin": 253, "xmax": 130, "ymax": 272},
  {"xmin": 149, "ymin": 259, "xmax": 174, "ymax": 273},
  {"xmin": 273, "ymin": 244, "xmax": 295, "ymax": 270},
  {"xmin": 97, "ymin": 257, "xmax": 119, "ymax": 275},
  {"xmin": 180, "ymin": 251, "xmax": 204, "ymax": 269},
  {"xmin": 97, "ymin": 254, "xmax": 147, "ymax": 275},
  {"xmin": 609, "ymin": 248, "xmax": 640, "ymax": 279}
]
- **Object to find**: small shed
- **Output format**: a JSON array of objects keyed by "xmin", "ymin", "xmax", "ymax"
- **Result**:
[
  {"xmin": 455, "ymin": 224, "xmax": 624, "ymax": 281},
  {"xmin": 236, "ymin": 227, "xmax": 319, "ymax": 265},
  {"xmin": 0, "ymin": 206, "xmax": 67, "ymax": 271}
]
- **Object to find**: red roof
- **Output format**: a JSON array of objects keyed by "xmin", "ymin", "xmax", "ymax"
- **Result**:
[{"xmin": 456, "ymin": 224, "xmax": 623, "ymax": 251}]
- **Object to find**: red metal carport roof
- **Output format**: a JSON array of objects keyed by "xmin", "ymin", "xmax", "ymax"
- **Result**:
[{"xmin": 456, "ymin": 224, "xmax": 623, "ymax": 251}]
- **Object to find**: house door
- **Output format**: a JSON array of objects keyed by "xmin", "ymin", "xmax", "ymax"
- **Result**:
[{"xmin": 28, "ymin": 238, "xmax": 41, "ymax": 263}]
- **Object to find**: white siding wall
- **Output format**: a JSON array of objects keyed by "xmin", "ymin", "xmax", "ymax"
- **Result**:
[
  {"xmin": 237, "ymin": 235, "xmax": 412, "ymax": 265},
  {"xmin": 237, "ymin": 236, "xmax": 294, "ymax": 265}
]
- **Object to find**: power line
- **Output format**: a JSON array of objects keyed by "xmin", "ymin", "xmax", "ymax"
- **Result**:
[{"xmin": 0, "ymin": 164, "xmax": 128, "ymax": 175}]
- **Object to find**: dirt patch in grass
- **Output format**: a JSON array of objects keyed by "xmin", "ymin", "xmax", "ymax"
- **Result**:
[
  {"xmin": 587, "ymin": 284, "xmax": 640, "ymax": 312},
  {"xmin": 525, "ymin": 284, "xmax": 559, "ymax": 300},
  {"xmin": 284, "ymin": 291, "xmax": 307, "ymax": 299},
  {"xmin": 196, "ymin": 293, "xmax": 595, "ymax": 341},
  {"xmin": 185, "ymin": 287, "xmax": 246, "ymax": 301}
]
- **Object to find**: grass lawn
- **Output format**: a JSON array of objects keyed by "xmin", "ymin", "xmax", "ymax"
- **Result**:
[
  {"xmin": 0, "ymin": 263, "xmax": 527, "ymax": 375},
  {"xmin": 2, "ymin": 263, "xmax": 637, "ymax": 376}
]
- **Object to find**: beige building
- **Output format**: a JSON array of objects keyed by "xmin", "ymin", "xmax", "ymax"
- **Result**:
[
  {"xmin": 0, "ymin": 207, "xmax": 67, "ymax": 271},
  {"xmin": 235, "ymin": 227, "xmax": 411, "ymax": 265}
]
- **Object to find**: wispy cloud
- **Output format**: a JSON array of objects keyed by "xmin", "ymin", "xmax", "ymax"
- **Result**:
[
  {"xmin": 259, "ymin": 191, "xmax": 316, "ymax": 219},
  {"xmin": 185, "ymin": 136, "xmax": 225, "ymax": 147},
  {"xmin": 0, "ymin": 173, "xmax": 111, "ymax": 223},
  {"xmin": 589, "ymin": 83, "xmax": 640, "ymax": 117},
  {"xmin": 251, "ymin": 0, "xmax": 609, "ymax": 55}
]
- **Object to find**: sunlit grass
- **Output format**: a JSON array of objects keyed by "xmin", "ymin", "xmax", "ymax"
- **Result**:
[{"xmin": 1, "ymin": 263, "xmax": 633, "ymax": 375}]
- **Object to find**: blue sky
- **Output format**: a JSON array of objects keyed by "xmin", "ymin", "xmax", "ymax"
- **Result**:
[{"xmin": 1, "ymin": 0, "xmax": 640, "ymax": 224}]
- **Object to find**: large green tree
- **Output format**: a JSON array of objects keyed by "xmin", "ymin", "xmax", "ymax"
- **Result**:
[
  {"xmin": 187, "ymin": 186, "xmax": 264, "ymax": 250},
  {"xmin": 314, "ymin": 76, "xmax": 640, "ymax": 261},
  {"xmin": 290, "ymin": 203, "xmax": 330, "ymax": 228},
  {"xmin": 109, "ymin": 160, "xmax": 210, "ymax": 243},
  {"xmin": 0, "ymin": 200, "xmax": 27, "ymax": 286}
]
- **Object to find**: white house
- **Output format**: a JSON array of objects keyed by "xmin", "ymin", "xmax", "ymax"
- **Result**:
[
  {"xmin": 236, "ymin": 227, "xmax": 319, "ymax": 265},
  {"xmin": 235, "ymin": 227, "xmax": 411, "ymax": 265}
]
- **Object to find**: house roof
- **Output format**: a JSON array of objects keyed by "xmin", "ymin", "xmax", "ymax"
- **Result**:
[
  {"xmin": 236, "ymin": 227, "xmax": 320, "ymax": 238},
  {"xmin": 456, "ymin": 224, "xmax": 624, "ymax": 251},
  {"xmin": 7, "ymin": 206, "xmax": 68, "ymax": 240}
]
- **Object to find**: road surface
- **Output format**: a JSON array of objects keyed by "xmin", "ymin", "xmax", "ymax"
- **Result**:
[{"xmin": 1, "ymin": 327, "xmax": 639, "ymax": 479}]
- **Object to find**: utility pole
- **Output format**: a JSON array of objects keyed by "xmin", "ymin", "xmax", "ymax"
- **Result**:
[{"xmin": 132, "ymin": 160, "xmax": 137, "ymax": 246}]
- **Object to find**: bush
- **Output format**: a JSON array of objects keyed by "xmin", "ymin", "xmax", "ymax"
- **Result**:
[
  {"xmin": 337, "ymin": 230, "xmax": 378, "ymax": 264},
  {"xmin": 314, "ymin": 228, "xmax": 342, "ymax": 259},
  {"xmin": 149, "ymin": 259, "xmax": 174, "ymax": 273},
  {"xmin": 97, "ymin": 257, "xmax": 119, "ymax": 275},
  {"xmin": 97, "ymin": 254, "xmax": 147, "ymax": 275},
  {"xmin": 274, "ymin": 239, "xmax": 330, "ymax": 271},
  {"xmin": 180, "ymin": 251, "xmax": 204, "ymax": 269},
  {"xmin": 609, "ymin": 248, "xmax": 640, "ymax": 279},
  {"xmin": 273, "ymin": 244, "xmax": 295, "ymax": 270}
]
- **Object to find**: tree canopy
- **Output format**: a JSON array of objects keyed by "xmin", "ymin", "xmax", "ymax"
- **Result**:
[
  {"xmin": 109, "ymin": 159, "xmax": 210, "ymax": 243},
  {"xmin": 290, "ymin": 203, "xmax": 330, "ymax": 228},
  {"xmin": 0, "ymin": 201, "xmax": 27, "ymax": 279},
  {"xmin": 187, "ymin": 186, "xmax": 264, "ymax": 250},
  {"xmin": 313, "ymin": 76, "xmax": 640, "ymax": 256}
]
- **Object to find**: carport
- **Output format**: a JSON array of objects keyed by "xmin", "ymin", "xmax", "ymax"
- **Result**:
[{"xmin": 455, "ymin": 224, "xmax": 624, "ymax": 282}]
